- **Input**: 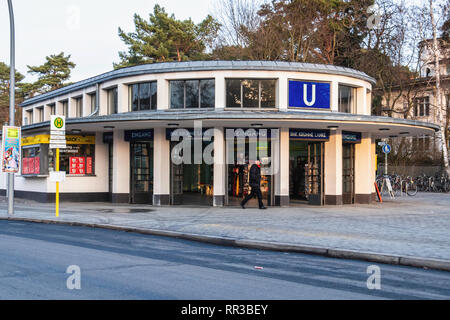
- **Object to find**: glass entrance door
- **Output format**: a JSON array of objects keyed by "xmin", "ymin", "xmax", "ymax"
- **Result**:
[
  {"xmin": 226, "ymin": 140, "xmax": 274, "ymax": 207},
  {"xmin": 342, "ymin": 143, "xmax": 355, "ymax": 204},
  {"xmin": 290, "ymin": 141, "xmax": 324, "ymax": 205},
  {"xmin": 130, "ymin": 142, "xmax": 153, "ymax": 204},
  {"xmin": 170, "ymin": 141, "xmax": 214, "ymax": 206}
]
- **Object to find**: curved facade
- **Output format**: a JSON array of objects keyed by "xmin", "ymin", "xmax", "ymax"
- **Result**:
[{"xmin": 2, "ymin": 61, "xmax": 439, "ymax": 206}]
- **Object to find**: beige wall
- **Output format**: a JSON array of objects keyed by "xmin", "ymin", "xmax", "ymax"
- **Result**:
[
  {"xmin": 355, "ymin": 133, "xmax": 375, "ymax": 196},
  {"xmin": 23, "ymin": 69, "xmax": 374, "ymax": 123},
  {"xmin": 324, "ymin": 130, "xmax": 343, "ymax": 198}
]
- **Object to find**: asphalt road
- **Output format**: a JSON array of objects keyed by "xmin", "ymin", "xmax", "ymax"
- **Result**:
[{"xmin": 0, "ymin": 220, "xmax": 449, "ymax": 300}]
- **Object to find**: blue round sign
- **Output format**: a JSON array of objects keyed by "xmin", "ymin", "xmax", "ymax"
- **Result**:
[{"xmin": 382, "ymin": 144, "xmax": 391, "ymax": 154}]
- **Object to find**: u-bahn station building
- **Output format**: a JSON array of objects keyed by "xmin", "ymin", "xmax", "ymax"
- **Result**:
[{"xmin": 1, "ymin": 61, "xmax": 439, "ymax": 207}]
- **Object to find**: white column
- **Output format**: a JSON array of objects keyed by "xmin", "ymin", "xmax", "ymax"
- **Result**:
[
  {"xmin": 44, "ymin": 104, "xmax": 52, "ymax": 121},
  {"xmin": 55, "ymin": 101, "xmax": 63, "ymax": 116},
  {"xmin": 215, "ymin": 76, "xmax": 225, "ymax": 109},
  {"xmin": 117, "ymin": 83, "xmax": 129, "ymax": 113},
  {"xmin": 278, "ymin": 75, "xmax": 288, "ymax": 111},
  {"xmin": 331, "ymin": 81, "xmax": 339, "ymax": 112},
  {"xmin": 356, "ymin": 86, "xmax": 367, "ymax": 115},
  {"xmin": 324, "ymin": 129, "xmax": 343, "ymax": 205},
  {"xmin": 213, "ymin": 127, "xmax": 225, "ymax": 206},
  {"xmin": 82, "ymin": 93, "xmax": 90, "ymax": 116},
  {"xmin": 153, "ymin": 127, "xmax": 171, "ymax": 205},
  {"xmin": 157, "ymin": 77, "xmax": 169, "ymax": 110},
  {"xmin": 68, "ymin": 97, "xmax": 76, "ymax": 118},
  {"xmin": 112, "ymin": 130, "xmax": 130, "ymax": 202},
  {"xmin": 354, "ymin": 132, "xmax": 373, "ymax": 204},
  {"xmin": 274, "ymin": 127, "xmax": 289, "ymax": 206},
  {"xmin": 98, "ymin": 87, "xmax": 108, "ymax": 116}
]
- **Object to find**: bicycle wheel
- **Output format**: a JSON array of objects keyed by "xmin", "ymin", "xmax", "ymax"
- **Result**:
[{"xmin": 406, "ymin": 181, "xmax": 418, "ymax": 196}]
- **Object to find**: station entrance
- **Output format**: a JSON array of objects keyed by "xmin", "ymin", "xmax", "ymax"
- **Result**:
[
  {"xmin": 289, "ymin": 141, "xmax": 324, "ymax": 205},
  {"xmin": 226, "ymin": 134, "xmax": 275, "ymax": 207},
  {"xmin": 130, "ymin": 141, "xmax": 154, "ymax": 204},
  {"xmin": 289, "ymin": 134, "xmax": 325, "ymax": 206},
  {"xmin": 170, "ymin": 139, "xmax": 214, "ymax": 206}
]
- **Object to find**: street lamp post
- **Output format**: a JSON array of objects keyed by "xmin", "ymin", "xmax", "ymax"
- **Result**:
[{"xmin": 7, "ymin": 0, "xmax": 15, "ymax": 215}]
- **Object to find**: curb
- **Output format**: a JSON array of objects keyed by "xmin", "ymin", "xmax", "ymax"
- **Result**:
[{"xmin": 2, "ymin": 216, "xmax": 450, "ymax": 272}]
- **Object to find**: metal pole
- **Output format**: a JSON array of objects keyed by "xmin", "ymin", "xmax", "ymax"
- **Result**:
[{"xmin": 7, "ymin": 0, "xmax": 15, "ymax": 215}]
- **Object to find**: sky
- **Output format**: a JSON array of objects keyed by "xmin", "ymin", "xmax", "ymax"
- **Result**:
[{"xmin": 0, "ymin": 0, "xmax": 214, "ymax": 83}]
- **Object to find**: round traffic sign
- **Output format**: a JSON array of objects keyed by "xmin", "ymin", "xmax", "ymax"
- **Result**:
[
  {"xmin": 54, "ymin": 117, "xmax": 64, "ymax": 129},
  {"xmin": 382, "ymin": 144, "xmax": 391, "ymax": 154}
]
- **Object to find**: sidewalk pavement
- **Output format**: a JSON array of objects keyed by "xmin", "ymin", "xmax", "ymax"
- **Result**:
[{"xmin": 1, "ymin": 193, "xmax": 449, "ymax": 270}]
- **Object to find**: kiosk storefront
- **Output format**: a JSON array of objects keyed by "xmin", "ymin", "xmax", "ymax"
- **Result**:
[
  {"xmin": 289, "ymin": 129, "xmax": 328, "ymax": 206},
  {"xmin": 125, "ymin": 129, "xmax": 154, "ymax": 204},
  {"xmin": 21, "ymin": 134, "xmax": 95, "ymax": 176}
]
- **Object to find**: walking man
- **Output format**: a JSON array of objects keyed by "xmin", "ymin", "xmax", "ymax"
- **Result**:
[{"xmin": 241, "ymin": 159, "xmax": 267, "ymax": 209}]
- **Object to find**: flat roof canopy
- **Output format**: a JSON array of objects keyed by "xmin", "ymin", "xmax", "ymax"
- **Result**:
[{"xmin": 21, "ymin": 110, "xmax": 439, "ymax": 138}]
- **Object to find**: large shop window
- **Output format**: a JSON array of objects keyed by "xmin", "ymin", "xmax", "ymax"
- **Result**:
[
  {"xmin": 170, "ymin": 79, "xmax": 215, "ymax": 109},
  {"xmin": 338, "ymin": 85, "xmax": 356, "ymax": 113},
  {"xmin": 22, "ymin": 144, "xmax": 49, "ymax": 175},
  {"xmin": 130, "ymin": 82, "xmax": 157, "ymax": 111},
  {"xmin": 21, "ymin": 135, "xmax": 95, "ymax": 177},
  {"xmin": 226, "ymin": 79, "xmax": 276, "ymax": 109}
]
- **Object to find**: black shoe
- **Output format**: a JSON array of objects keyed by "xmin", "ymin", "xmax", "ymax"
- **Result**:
[
  {"xmin": 240, "ymin": 202, "xmax": 245, "ymax": 209},
  {"xmin": 259, "ymin": 206, "xmax": 267, "ymax": 210}
]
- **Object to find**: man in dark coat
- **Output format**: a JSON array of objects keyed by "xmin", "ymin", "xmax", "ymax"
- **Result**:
[{"xmin": 240, "ymin": 160, "xmax": 267, "ymax": 209}]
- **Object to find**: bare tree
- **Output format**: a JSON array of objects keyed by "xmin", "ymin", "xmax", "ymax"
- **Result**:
[
  {"xmin": 212, "ymin": 0, "xmax": 264, "ymax": 47},
  {"xmin": 416, "ymin": 0, "xmax": 450, "ymax": 174}
]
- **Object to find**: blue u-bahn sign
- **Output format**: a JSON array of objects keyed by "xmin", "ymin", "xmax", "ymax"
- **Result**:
[{"xmin": 289, "ymin": 80, "xmax": 330, "ymax": 109}]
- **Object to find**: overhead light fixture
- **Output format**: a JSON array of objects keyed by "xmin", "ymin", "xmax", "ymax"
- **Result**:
[
  {"xmin": 104, "ymin": 126, "xmax": 115, "ymax": 129},
  {"xmin": 168, "ymin": 123, "xmax": 179, "ymax": 127},
  {"xmin": 327, "ymin": 125, "xmax": 339, "ymax": 129},
  {"xmin": 71, "ymin": 129, "xmax": 82, "ymax": 134},
  {"xmin": 379, "ymin": 128, "xmax": 390, "ymax": 131},
  {"xmin": 399, "ymin": 132, "xmax": 410, "ymax": 135},
  {"xmin": 251, "ymin": 123, "xmax": 263, "ymax": 127},
  {"xmin": 389, "ymin": 135, "xmax": 398, "ymax": 138}
]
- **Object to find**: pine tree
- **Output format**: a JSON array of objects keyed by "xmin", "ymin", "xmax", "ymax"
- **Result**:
[
  {"xmin": 115, "ymin": 5, "xmax": 220, "ymax": 68},
  {"xmin": 27, "ymin": 52, "xmax": 76, "ymax": 93}
]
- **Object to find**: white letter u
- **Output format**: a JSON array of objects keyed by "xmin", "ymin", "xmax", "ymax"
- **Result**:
[{"xmin": 303, "ymin": 84, "xmax": 316, "ymax": 107}]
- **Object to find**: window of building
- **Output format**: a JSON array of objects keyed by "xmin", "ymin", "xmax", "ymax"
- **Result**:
[
  {"xmin": 338, "ymin": 85, "xmax": 356, "ymax": 113},
  {"xmin": 89, "ymin": 93, "xmax": 96, "ymax": 114},
  {"xmin": 50, "ymin": 143, "xmax": 95, "ymax": 175},
  {"xmin": 226, "ymin": 79, "xmax": 276, "ymax": 109},
  {"xmin": 413, "ymin": 135, "xmax": 431, "ymax": 151},
  {"xmin": 49, "ymin": 104, "xmax": 56, "ymax": 116},
  {"xmin": 414, "ymin": 97, "xmax": 430, "ymax": 117},
  {"xmin": 25, "ymin": 109, "xmax": 33, "ymax": 125},
  {"xmin": 74, "ymin": 97, "xmax": 83, "ymax": 117},
  {"xmin": 61, "ymin": 100, "xmax": 69, "ymax": 117},
  {"xmin": 170, "ymin": 79, "xmax": 214, "ymax": 109},
  {"xmin": 107, "ymin": 87, "xmax": 118, "ymax": 114},
  {"xmin": 130, "ymin": 82, "xmax": 157, "ymax": 111},
  {"xmin": 21, "ymin": 144, "xmax": 49, "ymax": 175},
  {"xmin": 36, "ymin": 107, "xmax": 44, "ymax": 123},
  {"xmin": 21, "ymin": 135, "xmax": 95, "ymax": 177}
]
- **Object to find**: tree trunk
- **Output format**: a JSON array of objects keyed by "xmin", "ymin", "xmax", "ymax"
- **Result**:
[{"xmin": 429, "ymin": 0, "xmax": 450, "ymax": 175}]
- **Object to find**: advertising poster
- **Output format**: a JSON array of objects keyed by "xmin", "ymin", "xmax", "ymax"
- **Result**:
[{"xmin": 1, "ymin": 126, "xmax": 21, "ymax": 173}]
